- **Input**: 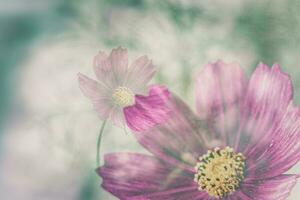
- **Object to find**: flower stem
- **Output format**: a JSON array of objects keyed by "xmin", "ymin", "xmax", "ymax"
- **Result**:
[{"xmin": 96, "ymin": 120, "xmax": 107, "ymax": 167}]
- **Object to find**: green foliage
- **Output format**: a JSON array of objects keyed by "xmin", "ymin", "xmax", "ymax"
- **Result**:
[
  {"xmin": 235, "ymin": 2, "xmax": 299, "ymax": 65},
  {"xmin": 78, "ymin": 173, "xmax": 99, "ymax": 200},
  {"xmin": 105, "ymin": 0, "xmax": 145, "ymax": 8}
]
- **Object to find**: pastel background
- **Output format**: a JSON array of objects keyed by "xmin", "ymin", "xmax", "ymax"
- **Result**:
[{"xmin": 1, "ymin": 0, "xmax": 300, "ymax": 199}]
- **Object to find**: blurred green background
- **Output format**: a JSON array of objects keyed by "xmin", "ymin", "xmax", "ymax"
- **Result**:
[{"xmin": 1, "ymin": 0, "xmax": 300, "ymax": 199}]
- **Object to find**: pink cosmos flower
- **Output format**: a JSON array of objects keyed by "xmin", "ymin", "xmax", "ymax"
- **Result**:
[
  {"xmin": 98, "ymin": 61, "xmax": 300, "ymax": 199},
  {"xmin": 78, "ymin": 47, "xmax": 170, "ymax": 131}
]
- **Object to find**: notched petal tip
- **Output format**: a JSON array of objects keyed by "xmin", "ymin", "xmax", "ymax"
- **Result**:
[
  {"xmin": 272, "ymin": 63, "xmax": 281, "ymax": 70},
  {"xmin": 94, "ymin": 51, "xmax": 108, "ymax": 59},
  {"xmin": 255, "ymin": 62, "xmax": 270, "ymax": 72},
  {"xmin": 271, "ymin": 63, "xmax": 292, "ymax": 81},
  {"xmin": 110, "ymin": 46, "xmax": 128, "ymax": 57},
  {"xmin": 254, "ymin": 62, "xmax": 292, "ymax": 82},
  {"xmin": 94, "ymin": 51, "xmax": 108, "ymax": 62},
  {"xmin": 115, "ymin": 46, "xmax": 127, "ymax": 51},
  {"xmin": 93, "ymin": 51, "xmax": 110, "ymax": 71},
  {"xmin": 141, "ymin": 55, "xmax": 149, "ymax": 60}
]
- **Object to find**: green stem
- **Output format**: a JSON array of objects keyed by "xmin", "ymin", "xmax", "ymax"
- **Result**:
[{"xmin": 96, "ymin": 120, "xmax": 107, "ymax": 167}]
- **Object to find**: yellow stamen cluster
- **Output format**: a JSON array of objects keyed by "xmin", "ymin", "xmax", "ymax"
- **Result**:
[
  {"xmin": 194, "ymin": 147, "xmax": 245, "ymax": 198},
  {"xmin": 112, "ymin": 86, "xmax": 134, "ymax": 107}
]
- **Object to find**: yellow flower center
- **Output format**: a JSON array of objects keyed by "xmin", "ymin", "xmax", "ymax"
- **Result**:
[
  {"xmin": 112, "ymin": 86, "xmax": 134, "ymax": 107},
  {"xmin": 194, "ymin": 147, "xmax": 245, "ymax": 198}
]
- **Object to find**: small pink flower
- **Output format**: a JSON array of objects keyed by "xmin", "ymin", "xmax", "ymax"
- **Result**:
[{"xmin": 78, "ymin": 47, "xmax": 170, "ymax": 131}]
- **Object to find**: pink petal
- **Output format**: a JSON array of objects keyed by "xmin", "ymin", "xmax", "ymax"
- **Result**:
[
  {"xmin": 78, "ymin": 73, "xmax": 114, "ymax": 120},
  {"xmin": 126, "ymin": 55, "xmax": 156, "ymax": 93},
  {"xmin": 241, "ymin": 175, "xmax": 298, "ymax": 200},
  {"xmin": 110, "ymin": 47, "xmax": 128, "ymax": 85},
  {"xmin": 109, "ymin": 106, "xmax": 126, "ymax": 127},
  {"xmin": 93, "ymin": 47, "xmax": 128, "ymax": 88},
  {"xmin": 195, "ymin": 61, "xmax": 247, "ymax": 147},
  {"xmin": 236, "ymin": 63, "xmax": 293, "ymax": 153},
  {"xmin": 93, "ymin": 51, "xmax": 115, "ymax": 88},
  {"xmin": 124, "ymin": 85, "xmax": 171, "ymax": 132},
  {"xmin": 245, "ymin": 102, "xmax": 300, "ymax": 179},
  {"xmin": 131, "ymin": 94, "xmax": 210, "ymax": 172},
  {"xmin": 234, "ymin": 64, "xmax": 296, "ymax": 179},
  {"xmin": 98, "ymin": 153, "xmax": 202, "ymax": 200}
]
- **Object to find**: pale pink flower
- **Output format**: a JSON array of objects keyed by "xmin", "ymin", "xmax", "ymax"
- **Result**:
[{"xmin": 78, "ymin": 47, "xmax": 170, "ymax": 131}]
